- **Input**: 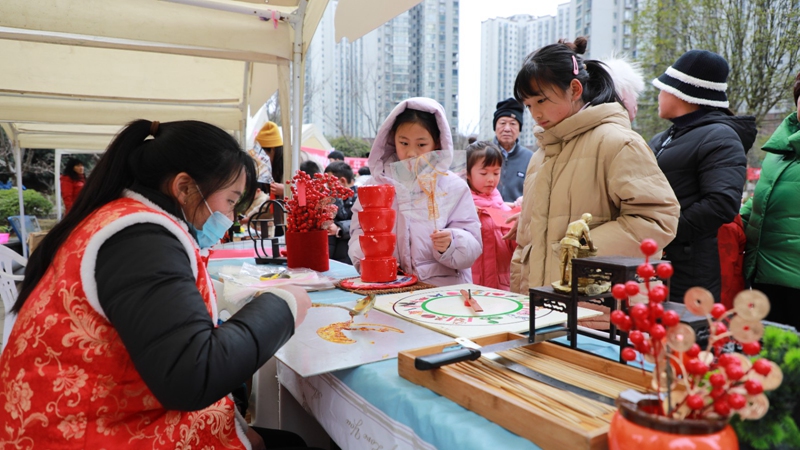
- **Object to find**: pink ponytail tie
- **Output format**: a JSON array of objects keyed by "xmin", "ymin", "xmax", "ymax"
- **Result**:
[{"xmin": 572, "ymin": 55, "xmax": 579, "ymax": 75}]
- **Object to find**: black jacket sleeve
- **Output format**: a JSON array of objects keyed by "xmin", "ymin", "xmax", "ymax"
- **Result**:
[
  {"xmin": 675, "ymin": 129, "xmax": 747, "ymax": 243},
  {"xmin": 96, "ymin": 223, "xmax": 295, "ymax": 411}
]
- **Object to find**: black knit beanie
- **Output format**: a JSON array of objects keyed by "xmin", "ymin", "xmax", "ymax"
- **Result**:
[{"xmin": 493, "ymin": 98, "xmax": 525, "ymax": 130}]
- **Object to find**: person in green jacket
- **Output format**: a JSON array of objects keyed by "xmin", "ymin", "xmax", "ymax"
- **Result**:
[{"xmin": 741, "ymin": 71, "xmax": 800, "ymax": 331}]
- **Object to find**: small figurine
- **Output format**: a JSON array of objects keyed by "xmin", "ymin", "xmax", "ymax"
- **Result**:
[{"xmin": 553, "ymin": 213, "xmax": 598, "ymax": 293}]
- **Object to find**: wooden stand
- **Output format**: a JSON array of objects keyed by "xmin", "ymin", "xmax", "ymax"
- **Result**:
[
  {"xmin": 530, "ymin": 256, "xmax": 675, "ymax": 363},
  {"xmin": 398, "ymin": 332, "xmax": 652, "ymax": 449}
]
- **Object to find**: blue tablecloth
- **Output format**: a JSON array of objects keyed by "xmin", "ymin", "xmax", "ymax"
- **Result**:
[
  {"xmin": 209, "ymin": 257, "xmax": 627, "ymax": 449},
  {"xmin": 333, "ymin": 333, "xmax": 624, "ymax": 450}
]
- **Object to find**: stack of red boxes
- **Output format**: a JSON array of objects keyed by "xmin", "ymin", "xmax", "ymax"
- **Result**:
[{"xmin": 357, "ymin": 185, "xmax": 398, "ymax": 282}]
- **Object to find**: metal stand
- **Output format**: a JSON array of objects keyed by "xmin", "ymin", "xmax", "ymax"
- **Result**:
[
  {"xmin": 530, "ymin": 256, "xmax": 674, "ymax": 363},
  {"xmin": 248, "ymin": 199, "xmax": 288, "ymax": 265}
]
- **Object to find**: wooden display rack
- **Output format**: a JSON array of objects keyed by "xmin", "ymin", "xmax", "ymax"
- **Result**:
[
  {"xmin": 398, "ymin": 332, "xmax": 652, "ymax": 450},
  {"xmin": 529, "ymin": 256, "xmax": 676, "ymax": 363}
]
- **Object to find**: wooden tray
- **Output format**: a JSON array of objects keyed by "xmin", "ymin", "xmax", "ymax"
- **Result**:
[{"xmin": 398, "ymin": 332, "xmax": 651, "ymax": 450}]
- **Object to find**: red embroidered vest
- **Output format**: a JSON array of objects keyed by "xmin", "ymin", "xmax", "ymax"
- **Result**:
[{"xmin": 0, "ymin": 196, "xmax": 247, "ymax": 449}]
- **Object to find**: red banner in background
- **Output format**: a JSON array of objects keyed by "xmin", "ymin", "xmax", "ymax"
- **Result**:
[
  {"xmin": 302, "ymin": 146, "xmax": 368, "ymax": 171},
  {"xmin": 344, "ymin": 157, "xmax": 368, "ymax": 170},
  {"xmin": 747, "ymin": 167, "xmax": 761, "ymax": 181}
]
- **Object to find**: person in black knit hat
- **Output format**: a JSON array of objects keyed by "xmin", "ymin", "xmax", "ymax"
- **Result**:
[
  {"xmin": 492, "ymin": 97, "xmax": 533, "ymax": 203},
  {"xmin": 649, "ymin": 50, "xmax": 756, "ymax": 304}
]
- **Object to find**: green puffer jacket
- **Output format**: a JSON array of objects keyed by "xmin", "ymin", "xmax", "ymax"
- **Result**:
[{"xmin": 741, "ymin": 112, "xmax": 800, "ymax": 288}]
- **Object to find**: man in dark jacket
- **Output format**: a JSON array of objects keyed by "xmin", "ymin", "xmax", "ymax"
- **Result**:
[
  {"xmin": 649, "ymin": 50, "xmax": 756, "ymax": 303},
  {"xmin": 324, "ymin": 162, "xmax": 357, "ymax": 264},
  {"xmin": 493, "ymin": 98, "xmax": 533, "ymax": 202}
]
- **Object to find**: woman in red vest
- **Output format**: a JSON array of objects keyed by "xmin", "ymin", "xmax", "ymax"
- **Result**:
[
  {"xmin": 1, "ymin": 120, "xmax": 314, "ymax": 449},
  {"xmin": 60, "ymin": 157, "xmax": 86, "ymax": 212}
]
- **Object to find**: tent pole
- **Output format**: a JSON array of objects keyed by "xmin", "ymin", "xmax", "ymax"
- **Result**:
[
  {"xmin": 289, "ymin": 0, "xmax": 307, "ymax": 183},
  {"xmin": 240, "ymin": 61, "xmax": 252, "ymax": 149},
  {"xmin": 9, "ymin": 128, "xmax": 28, "ymax": 258},
  {"xmin": 278, "ymin": 64, "xmax": 292, "ymax": 189},
  {"xmin": 55, "ymin": 150, "xmax": 63, "ymax": 221}
]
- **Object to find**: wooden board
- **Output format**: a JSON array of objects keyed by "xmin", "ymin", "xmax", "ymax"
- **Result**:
[
  {"xmin": 398, "ymin": 333, "xmax": 651, "ymax": 450},
  {"xmin": 375, "ymin": 283, "xmax": 602, "ymax": 339}
]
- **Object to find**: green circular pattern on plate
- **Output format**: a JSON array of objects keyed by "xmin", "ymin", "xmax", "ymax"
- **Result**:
[{"xmin": 420, "ymin": 295, "xmax": 524, "ymax": 318}]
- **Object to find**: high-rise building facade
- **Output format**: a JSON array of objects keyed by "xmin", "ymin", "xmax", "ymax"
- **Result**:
[
  {"xmin": 479, "ymin": 13, "xmax": 562, "ymax": 147},
  {"xmin": 304, "ymin": 0, "xmax": 459, "ymax": 139},
  {"xmin": 478, "ymin": 0, "xmax": 636, "ymax": 145}
]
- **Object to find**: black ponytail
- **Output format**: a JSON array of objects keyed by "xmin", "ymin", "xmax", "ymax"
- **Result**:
[
  {"xmin": 14, "ymin": 119, "xmax": 257, "ymax": 313},
  {"xmin": 514, "ymin": 37, "xmax": 623, "ymax": 107}
]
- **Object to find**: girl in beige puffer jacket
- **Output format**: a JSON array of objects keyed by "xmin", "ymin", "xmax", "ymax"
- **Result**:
[{"xmin": 509, "ymin": 37, "xmax": 679, "ymax": 295}]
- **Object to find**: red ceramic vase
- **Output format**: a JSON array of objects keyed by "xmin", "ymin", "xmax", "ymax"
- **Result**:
[
  {"xmin": 608, "ymin": 398, "xmax": 738, "ymax": 450},
  {"xmin": 359, "ymin": 185, "xmax": 395, "ymax": 209},
  {"xmin": 358, "ymin": 208, "xmax": 396, "ymax": 233},
  {"xmin": 361, "ymin": 257, "xmax": 397, "ymax": 282},
  {"xmin": 360, "ymin": 233, "xmax": 396, "ymax": 258},
  {"xmin": 285, "ymin": 229, "xmax": 329, "ymax": 272}
]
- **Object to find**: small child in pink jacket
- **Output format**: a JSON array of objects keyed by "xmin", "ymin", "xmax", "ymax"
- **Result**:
[{"xmin": 466, "ymin": 141, "xmax": 518, "ymax": 290}]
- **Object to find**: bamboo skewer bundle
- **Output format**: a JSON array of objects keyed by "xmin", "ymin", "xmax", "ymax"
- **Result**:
[
  {"xmin": 501, "ymin": 347, "xmax": 642, "ymax": 397},
  {"xmin": 447, "ymin": 347, "xmax": 643, "ymax": 431}
]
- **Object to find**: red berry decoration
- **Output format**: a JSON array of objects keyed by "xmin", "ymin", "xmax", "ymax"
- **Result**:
[
  {"xmin": 728, "ymin": 393, "xmax": 747, "ymax": 410},
  {"xmin": 630, "ymin": 303, "xmax": 649, "ymax": 321},
  {"xmin": 624, "ymin": 280, "xmax": 640, "ymax": 296},
  {"xmin": 648, "ymin": 285, "xmax": 668, "ymax": 303},
  {"xmin": 742, "ymin": 341, "xmax": 761, "ymax": 356},
  {"xmin": 637, "ymin": 263, "xmax": 655, "ymax": 279},
  {"xmin": 661, "ymin": 310, "xmax": 680, "ymax": 327},
  {"xmin": 687, "ymin": 394, "xmax": 705, "ymax": 410},
  {"xmin": 714, "ymin": 399, "xmax": 732, "ymax": 417},
  {"xmin": 710, "ymin": 303, "xmax": 727, "ymax": 319},
  {"xmin": 650, "ymin": 324, "xmax": 666, "ymax": 340},
  {"xmin": 717, "ymin": 353, "xmax": 736, "ymax": 367},
  {"xmin": 610, "ymin": 310, "xmax": 627, "ymax": 326},
  {"xmin": 650, "ymin": 303, "xmax": 665, "ymax": 319},
  {"xmin": 745, "ymin": 379, "xmax": 764, "ymax": 395},
  {"xmin": 656, "ymin": 262, "xmax": 674, "ymax": 279},
  {"xmin": 714, "ymin": 322, "xmax": 728, "ymax": 336},
  {"xmin": 629, "ymin": 330, "xmax": 644, "ymax": 345},
  {"xmin": 753, "ymin": 359, "xmax": 772, "ymax": 376},
  {"xmin": 611, "ymin": 283, "xmax": 628, "ymax": 300},
  {"xmin": 685, "ymin": 343, "xmax": 701, "ymax": 358},
  {"xmin": 725, "ymin": 364, "xmax": 745, "ymax": 381},
  {"xmin": 710, "ymin": 386, "xmax": 727, "ymax": 399},
  {"xmin": 621, "ymin": 347, "xmax": 637, "ymax": 362},
  {"xmin": 637, "ymin": 340, "xmax": 652, "ymax": 355},
  {"xmin": 639, "ymin": 238, "xmax": 659, "ymax": 256},
  {"xmin": 686, "ymin": 358, "xmax": 704, "ymax": 375},
  {"xmin": 617, "ymin": 315, "xmax": 632, "ymax": 332},
  {"xmin": 709, "ymin": 373, "xmax": 727, "ymax": 387}
]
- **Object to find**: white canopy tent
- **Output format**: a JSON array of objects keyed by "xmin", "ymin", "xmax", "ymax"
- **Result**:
[{"xmin": 0, "ymin": 0, "xmax": 421, "ymax": 256}]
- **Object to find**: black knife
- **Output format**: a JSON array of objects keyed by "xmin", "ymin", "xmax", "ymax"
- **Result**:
[{"xmin": 414, "ymin": 333, "xmax": 616, "ymax": 406}]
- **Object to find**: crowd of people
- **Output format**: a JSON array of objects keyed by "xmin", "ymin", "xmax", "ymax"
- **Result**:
[{"xmin": 2, "ymin": 35, "xmax": 798, "ymax": 449}]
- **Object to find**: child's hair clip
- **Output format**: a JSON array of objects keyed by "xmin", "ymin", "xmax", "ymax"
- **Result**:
[{"xmin": 572, "ymin": 55, "xmax": 579, "ymax": 75}]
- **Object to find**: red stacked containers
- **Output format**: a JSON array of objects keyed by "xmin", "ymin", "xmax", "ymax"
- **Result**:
[{"xmin": 358, "ymin": 185, "xmax": 398, "ymax": 282}]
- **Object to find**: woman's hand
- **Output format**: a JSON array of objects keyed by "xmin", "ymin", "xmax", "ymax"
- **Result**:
[
  {"xmin": 278, "ymin": 284, "xmax": 312, "ymax": 328},
  {"xmin": 327, "ymin": 222, "xmax": 341, "ymax": 237},
  {"xmin": 269, "ymin": 182, "xmax": 285, "ymax": 198},
  {"xmin": 430, "ymin": 230, "xmax": 452, "ymax": 253},
  {"xmin": 502, "ymin": 212, "xmax": 520, "ymax": 241}
]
